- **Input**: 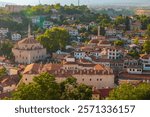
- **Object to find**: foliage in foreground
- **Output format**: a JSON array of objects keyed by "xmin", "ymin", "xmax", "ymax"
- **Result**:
[
  {"xmin": 12, "ymin": 72, "xmax": 92, "ymax": 100},
  {"xmin": 108, "ymin": 83, "xmax": 150, "ymax": 100}
]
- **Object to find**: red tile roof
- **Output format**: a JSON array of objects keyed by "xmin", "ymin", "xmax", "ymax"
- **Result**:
[{"xmin": 119, "ymin": 72, "xmax": 150, "ymax": 80}]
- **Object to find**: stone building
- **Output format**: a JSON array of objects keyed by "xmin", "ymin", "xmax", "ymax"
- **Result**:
[
  {"xmin": 12, "ymin": 26, "xmax": 47, "ymax": 64},
  {"xmin": 20, "ymin": 62, "xmax": 115, "ymax": 89}
]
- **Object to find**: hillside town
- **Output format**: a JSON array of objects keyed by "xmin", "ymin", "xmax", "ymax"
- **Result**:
[{"xmin": 1, "ymin": 4, "xmax": 150, "ymax": 100}]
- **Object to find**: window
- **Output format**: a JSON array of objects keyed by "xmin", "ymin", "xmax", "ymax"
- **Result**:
[
  {"xmin": 97, "ymin": 79, "xmax": 99, "ymax": 81},
  {"xmin": 130, "ymin": 69, "xmax": 132, "ymax": 71},
  {"xmin": 90, "ymin": 79, "xmax": 92, "ymax": 81},
  {"xmin": 145, "ymin": 64, "xmax": 150, "ymax": 67},
  {"xmin": 137, "ymin": 69, "xmax": 141, "ymax": 71},
  {"xmin": 82, "ymin": 79, "xmax": 84, "ymax": 81},
  {"xmin": 100, "ymin": 79, "xmax": 102, "ymax": 81}
]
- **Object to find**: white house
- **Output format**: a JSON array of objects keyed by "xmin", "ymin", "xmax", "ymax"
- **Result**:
[
  {"xmin": 43, "ymin": 21, "xmax": 53, "ymax": 29},
  {"xmin": 31, "ymin": 16, "xmax": 40, "ymax": 24},
  {"xmin": 11, "ymin": 33, "xmax": 21, "ymax": 41},
  {"xmin": 107, "ymin": 47, "xmax": 124, "ymax": 60},
  {"xmin": 69, "ymin": 29, "xmax": 79, "ymax": 36},
  {"xmin": 140, "ymin": 54, "xmax": 150, "ymax": 71},
  {"xmin": 127, "ymin": 66, "xmax": 143, "ymax": 74},
  {"xmin": 105, "ymin": 29, "xmax": 117, "ymax": 36},
  {"xmin": 74, "ymin": 51, "xmax": 86, "ymax": 59},
  {"xmin": 131, "ymin": 37, "xmax": 146, "ymax": 44},
  {"xmin": 0, "ymin": 28, "xmax": 8, "ymax": 36}
]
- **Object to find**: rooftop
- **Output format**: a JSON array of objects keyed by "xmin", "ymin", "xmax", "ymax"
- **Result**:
[
  {"xmin": 119, "ymin": 72, "xmax": 150, "ymax": 80},
  {"xmin": 18, "ymin": 36, "xmax": 39, "ymax": 45}
]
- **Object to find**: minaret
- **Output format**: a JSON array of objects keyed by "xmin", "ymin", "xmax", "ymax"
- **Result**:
[
  {"xmin": 98, "ymin": 26, "xmax": 100, "ymax": 36},
  {"xmin": 28, "ymin": 24, "xmax": 31, "ymax": 38},
  {"xmin": 28, "ymin": 52, "xmax": 31, "ymax": 64}
]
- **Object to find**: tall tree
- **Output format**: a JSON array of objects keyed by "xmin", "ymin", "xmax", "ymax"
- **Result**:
[
  {"xmin": 37, "ymin": 27, "xmax": 69, "ymax": 52},
  {"xmin": 143, "ymin": 40, "xmax": 150, "ymax": 54},
  {"xmin": 145, "ymin": 24, "xmax": 150, "ymax": 38},
  {"xmin": 125, "ymin": 16, "xmax": 131, "ymax": 31}
]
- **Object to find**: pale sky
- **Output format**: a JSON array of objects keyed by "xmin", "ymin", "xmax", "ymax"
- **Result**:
[
  {"xmin": 1, "ymin": 0, "xmax": 84, "ymax": 5},
  {"xmin": 1, "ymin": 0, "xmax": 150, "ymax": 5}
]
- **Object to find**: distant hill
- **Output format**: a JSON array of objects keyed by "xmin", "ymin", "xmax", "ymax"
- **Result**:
[{"xmin": 85, "ymin": 0, "xmax": 150, "ymax": 6}]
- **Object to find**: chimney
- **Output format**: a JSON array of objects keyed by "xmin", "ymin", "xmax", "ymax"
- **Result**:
[{"xmin": 98, "ymin": 26, "xmax": 100, "ymax": 36}]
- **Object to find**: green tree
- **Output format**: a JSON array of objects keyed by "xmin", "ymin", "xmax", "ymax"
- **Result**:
[
  {"xmin": 12, "ymin": 73, "xmax": 61, "ymax": 100},
  {"xmin": 60, "ymin": 77, "xmax": 92, "ymax": 100},
  {"xmin": 37, "ymin": 27, "xmax": 69, "ymax": 52},
  {"xmin": 128, "ymin": 50, "xmax": 139, "ymax": 58},
  {"xmin": 114, "ymin": 15, "xmax": 125, "ymax": 25},
  {"xmin": 108, "ymin": 83, "xmax": 150, "ymax": 100},
  {"xmin": 0, "ymin": 68, "xmax": 7, "ymax": 79},
  {"xmin": 12, "ymin": 73, "xmax": 92, "ymax": 100},
  {"xmin": 140, "ymin": 15, "xmax": 150, "ymax": 30},
  {"xmin": 145, "ymin": 24, "xmax": 150, "ymax": 38},
  {"xmin": 0, "ymin": 41, "xmax": 13, "ymax": 59},
  {"xmin": 114, "ymin": 40, "xmax": 124, "ymax": 46},
  {"xmin": 143, "ymin": 40, "xmax": 150, "ymax": 54},
  {"xmin": 125, "ymin": 16, "xmax": 131, "ymax": 31},
  {"xmin": 133, "ymin": 37, "xmax": 139, "ymax": 45}
]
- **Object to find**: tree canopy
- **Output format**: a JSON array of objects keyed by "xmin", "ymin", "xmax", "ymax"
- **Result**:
[
  {"xmin": 12, "ymin": 72, "xmax": 92, "ymax": 100},
  {"xmin": 37, "ymin": 27, "xmax": 69, "ymax": 52},
  {"xmin": 133, "ymin": 37, "xmax": 139, "ymax": 45},
  {"xmin": 114, "ymin": 40, "xmax": 124, "ymax": 46},
  {"xmin": 108, "ymin": 83, "xmax": 150, "ymax": 100},
  {"xmin": 142, "ymin": 40, "xmax": 150, "ymax": 54},
  {"xmin": 0, "ymin": 41, "xmax": 13, "ymax": 59}
]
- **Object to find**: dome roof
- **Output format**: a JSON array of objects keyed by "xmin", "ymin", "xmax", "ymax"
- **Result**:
[{"xmin": 18, "ymin": 36, "xmax": 39, "ymax": 44}]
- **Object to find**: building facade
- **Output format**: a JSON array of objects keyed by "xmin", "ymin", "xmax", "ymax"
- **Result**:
[{"xmin": 12, "ymin": 26, "xmax": 47, "ymax": 64}]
